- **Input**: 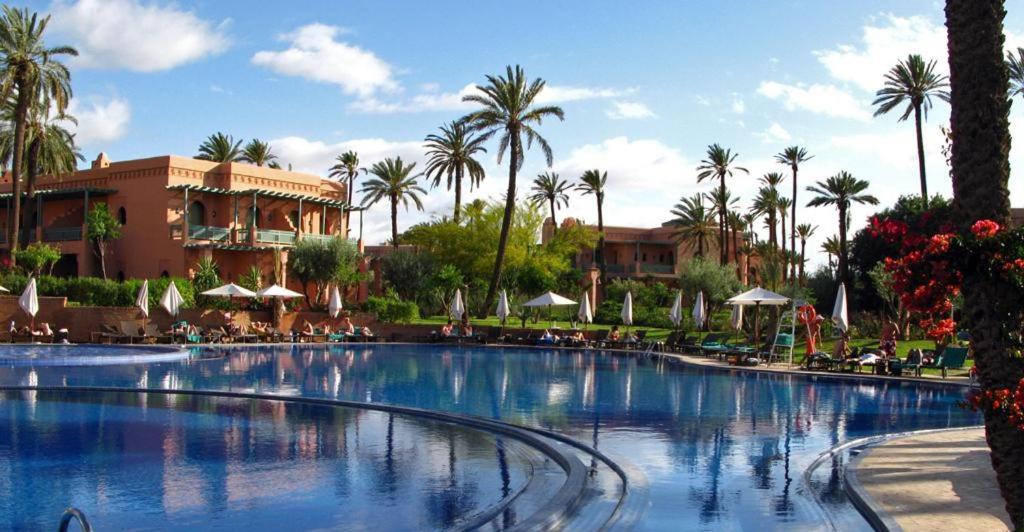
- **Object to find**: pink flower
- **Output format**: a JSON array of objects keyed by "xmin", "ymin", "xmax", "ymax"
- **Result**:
[{"xmin": 971, "ymin": 219, "xmax": 1001, "ymax": 239}]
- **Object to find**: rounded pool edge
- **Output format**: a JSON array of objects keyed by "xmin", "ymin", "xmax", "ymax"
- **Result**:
[{"xmin": 0, "ymin": 344, "xmax": 191, "ymax": 366}]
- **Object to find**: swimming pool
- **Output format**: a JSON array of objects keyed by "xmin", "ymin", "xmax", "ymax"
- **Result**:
[{"xmin": 0, "ymin": 344, "xmax": 980, "ymax": 530}]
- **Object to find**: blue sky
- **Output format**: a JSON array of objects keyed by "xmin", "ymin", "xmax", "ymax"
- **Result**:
[{"xmin": 22, "ymin": 0, "xmax": 1024, "ymax": 263}]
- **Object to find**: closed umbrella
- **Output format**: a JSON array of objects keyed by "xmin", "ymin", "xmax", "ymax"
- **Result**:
[
  {"xmin": 730, "ymin": 304, "xmax": 744, "ymax": 330},
  {"xmin": 692, "ymin": 291, "xmax": 706, "ymax": 331},
  {"xmin": 496, "ymin": 290, "xmax": 510, "ymax": 325},
  {"xmin": 668, "ymin": 290, "xmax": 683, "ymax": 328},
  {"xmin": 450, "ymin": 289, "xmax": 465, "ymax": 321},
  {"xmin": 19, "ymin": 278, "xmax": 38, "ymax": 328},
  {"xmin": 621, "ymin": 291, "xmax": 633, "ymax": 329},
  {"xmin": 0, "ymin": 285, "xmax": 9, "ymax": 293},
  {"xmin": 832, "ymin": 283, "xmax": 849, "ymax": 333},
  {"xmin": 577, "ymin": 292, "xmax": 593, "ymax": 328},
  {"xmin": 136, "ymin": 280, "xmax": 150, "ymax": 332},
  {"xmin": 328, "ymin": 286, "xmax": 344, "ymax": 319},
  {"xmin": 160, "ymin": 281, "xmax": 184, "ymax": 318}
]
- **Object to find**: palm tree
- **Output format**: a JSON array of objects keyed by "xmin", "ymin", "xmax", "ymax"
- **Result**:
[
  {"xmin": 670, "ymin": 194, "xmax": 716, "ymax": 257},
  {"xmin": 577, "ymin": 169, "xmax": 608, "ymax": 283},
  {"xmin": 241, "ymin": 138, "xmax": 277, "ymax": 167},
  {"xmin": 751, "ymin": 186, "xmax": 780, "ymax": 248},
  {"xmin": 22, "ymin": 119, "xmax": 81, "ymax": 246},
  {"xmin": 727, "ymin": 211, "xmax": 745, "ymax": 263},
  {"xmin": 528, "ymin": 172, "xmax": 570, "ymax": 231},
  {"xmin": 805, "ymin": 172, "xmax": 878, "ymax": 286},
  {"xmin": 947, "ymin": 1, "xmax": 1022, "ymax": 524},
  {"xmin": 328, "ymin": 150, "xmax": 366, "ymax": 236},
  {"xmin": 873, "ymin": 54, "xmax": 950, "ymax": 208},
  {"xmin": 195, "ymin": 132, "xmax": 244, "ymax": 162},
  {"xmin": 360, "ymin": 157, "xmax": 426, "ymax": 248},
  {"xmin": 0, "ymin": 6, "xmax": 76, "ymax": 262},
  {"xmin": 821, "ymin": 235, "xmax": 840, "ymax": 276},
  {"xmin": 706, "ymin": 187, "xmax": 738, "ymax": 261},
  {"xmin": 460, "ymin": 65, "xmax": 564, "ymax": 315},
  {"xmin": 775, "ymin": 146, "xmax": 812, "ymax": 281},
  {"xmin": 423, "ymin": 121, "xmax": 488, "ymax": 224},
  {"xmin": 1009, "ymin": 47, "xmax": 1024, "ymax": 100},
  {"xmin": 795, "ymin": 223, "xmax": 816, "ymax": 284},
  {"xmin": 777, "ymin": 196, "xmax": 791, "ymax": 259},
  {"xmin": 696, "ymin": 143, "xmax": 748, "ymax": 265}
]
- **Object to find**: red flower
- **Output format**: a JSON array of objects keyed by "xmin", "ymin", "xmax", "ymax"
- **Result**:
[{"xmin": 970, "ymin": 219, "xmax": 1001, "ymax": 239}]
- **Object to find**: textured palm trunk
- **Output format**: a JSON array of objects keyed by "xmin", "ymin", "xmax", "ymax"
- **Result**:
[
  {"xmin": 7, "ymin": 76, "xmax": 30, "ymax": 264},
  {"xmin": 481, "ymin": 133, "xmax": 519, "ymax": 317},
  {"xmin": 390, "ymin": 193, "xmax": 398, "ymax": 248},
  {"xmin": 719, "ymin": 175, "xmax": 727, "ymax": 265},
  {"xmin": 914, "ymin": 104, "xmax": 929, "ymax": 209},
  {"xmin": 453, "ymin": 165, "xmax": 463, "ymax": 224},
  {"xmin": 596, "ymin": 197, "xmax": 606, "ymax": 287},
  {"xmin": 837, "ymin": 204, "xmax": 848, "ymax": 287},
  {"xmin": 946, "ymin": 0, "xmax": 1023, "ymax": 526},
  {"xmin": 20, "ymin": 137, "xmax": 40, "ymax": 249},
  {"xmin": 799, "ymin": 239, "xmax": 807, "ymax": 286},
  {"xmin": 548, "ymin": 197, "xmax": 557, "ymax": 233},
  {"xmin": 790, "ymin": 165, "xmax": 798, "ymax": 281},
  {"xmin": 780, "ymin": 213, "xmax": 787, "ymax": 281},
  {"xmin": 346, "ymin": 175, "xmax": 354, "ymax": 237}
]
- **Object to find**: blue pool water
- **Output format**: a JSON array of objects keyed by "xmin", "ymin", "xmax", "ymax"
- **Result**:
[{"xmin": 0, "ymin": 344, "xmax": 981, "ymax": 530}]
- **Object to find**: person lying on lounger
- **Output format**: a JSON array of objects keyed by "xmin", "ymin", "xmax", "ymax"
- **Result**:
[{"xmin": 440, "ymin": 319, "xmax": 455, "ymax": 337}]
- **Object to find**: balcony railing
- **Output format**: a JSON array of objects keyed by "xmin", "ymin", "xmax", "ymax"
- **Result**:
[
  {"xmin": 188, "ymin": 224, "xmax": 231, "ymax": 242},
  {"xmin": 43, "ymin": 227, "xmax": 82, "ymax": 242},
  {"xmin": 605, "ymin": 264, "xmax": 627, "ymax": 274},
  {"xmin": 302, "ymin": 233, "xmax": 337, "ymax": 245},
  {"xmin": 641, "ymin": 264, "xmax": 675, "ymax": 275},
  {"xmin": 257, "ymin": 229, "xmax": 296, "ymax": 245}
]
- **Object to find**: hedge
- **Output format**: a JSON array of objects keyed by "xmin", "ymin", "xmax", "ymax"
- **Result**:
[{"xmin": 0, "ymin": 274, "xmax": 197, "ymax": 309}]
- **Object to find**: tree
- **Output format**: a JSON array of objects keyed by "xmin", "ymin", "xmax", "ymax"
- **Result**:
[
  {"xmin": 460, "ymin": 65, "xmax": 564, "ymax": 317},
  {"xmin": 678, "ymin": 256, "xmax": 743, "ymax": 322},
  {"xmin": 380, "ymin": 250, "xmax": 435, "ymax": 305},
  {"xmin": 195, "ymin": 132, "xmax": 244, "ymax": 162},
  {"xmin": 360, "ymin": 157, "xmax": 426, "ymax": 247},
  {"xmin": 946, "ymin": 0, "xmax": 1023, "ymax": 525},
  {"xmin": 528, "ymin": 172, "xmax": 570, "ymax": 231},
  {"xmin": 795, "ymin": 223, "xmax": 816, "ymax": 285},
  {"xmin": 821, "ymin": 235, "xmax": 840, "ymax": 276},
  {"xmin": 328, "ymin": 150, "xmax": 366, "ymax": 237},
  {"xmin": 696, "ymin": 143, "xmax": 747, "ymax": 265},
  {"xmin": 670, "ymin": 194, "xmax": 717, "ymax": 257},
  {"xmin": 751, "ymin": 185, "xmax": 781, "ymax": 248},
  {"xmin": 777, "ymin": 196, "xmax": 792, "ymax": 263},
  {"xmin": 241, "ymin": 138, "xmax": 278, "ymax": 167},
  {"xmin": 14, "ymin": 241, "xmax": 58, "ymax": 276},
  {"xmin": 1008, "ymin": 47, "xmax": 1024, "ymax": 99},
  {"xmin": 85, "ymin": 202, "xmax": 122, "ymax": 280},
  {"xmin": 577, "ymin": 169, "xmax": 608, "ymax": 284},
  {"xmin": 805, "ymin": 172, "xmax": 878, "ymax": 287},
  {"xmin": 706, "ymin": 186, "xmax": 738, "ymax": 262},
  {"xmin": 423, "ymin": 121, "xmax": 487, "ymax": 224},
  {"xmin": 775, "ymin": 146, "xmax": 813, "ymax": 281},
  {"xmin": 727, "ymin": 211, "xmax": 745, "ymax": 263},
  {"xmin": 0, "ymin": 6, "xmax": 76, "ymax": 264},
  {"xmin": 290, "ymin": 237, "xmax": 363, "ymax": 308},
  {"xmin": 873, "ymin": 54, "xmax": 950, "ymax": 208}
]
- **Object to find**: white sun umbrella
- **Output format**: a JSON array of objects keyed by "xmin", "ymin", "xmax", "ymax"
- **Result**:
[
  {"xmin": 577, "ymin": 291, "xmax": 593, "ymax": 328},
  {"xmin": 727, "ymin": 286, "xmax": 791, "ymax": 360},
  {"xmin": 0, "ymin": 285, "xmax": 9, "ymax": 293},
  {"xmin": 668, "ymin": 290, "xmax": 683, "ymax": 328},
  {"xmin": 621, "ymin": 291, "xmax": 633, "ymax": 329},
  {"xmin": 450, "ymin": 288, "xmax": 465, "ymax": 321},
  {"xmin": 692, "ymin": 291, "xmax": 706, "ymax": 331},
  {"xmin": 522, "ymin": 291, "xmax": 577, "ymax": 328},
  {"xmin": 19, "ymin": 277, "xmax": 38, "ymax": 328},
  {"xmin": 328, "ymin": 285, "xmax": 344, "ymax": 318},
  {"xmin": 730, "ymin": 304, "xmax": 744, "ymax": 330},
  {"xmin": 201, "ymin": 283, "xmax": 257, "ymax": 298},
  {"xmin": 160, "ymin": 281, "xmax": 184, "ymax": 318},
  {"xmin": 136, "ymin": 280, "xmax": 150, "ymax": 331},
  {"xmin": 496, "ymin": 290, "xmax": 511, "ymax": 325},
  {"xmin": 832, "ymin": 283, "xmax": 849, "ymax": 334},
  {"xmin": 257, "ymin": 284, "xmax": 304, "ymax": 299}
]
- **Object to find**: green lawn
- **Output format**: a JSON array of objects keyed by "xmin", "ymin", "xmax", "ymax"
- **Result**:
[{"xmin": 412, "ymin": 314, "xmax": 971, "ymax": 377}]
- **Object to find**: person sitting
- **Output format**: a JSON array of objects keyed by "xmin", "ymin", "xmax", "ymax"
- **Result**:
[
  {"xmin": 301, "ymin": 320, "xmax": 315, "ymax": 337},
  {"xmin": 317, "ymin": 320, "xmax": 332, "ymax": 335},
  {"xmin": 459, "ymin": 317, "xmax": 473, "ymax": 337},
  {"xmin": 360, "ymin": 326, "xmax": 374, "ymax": 337},
  {"xmin": 39, "ymin": 323, "xmax": 54, "ymax": 337},
  {"xmin": 879, "ymin": 319, "xmax": 898, "ymax": 359},
  {"xmin": 538, "ymin": 329, "xmax": 558, "ymax": 345},
  {"xmin": 609, "ymin": 326, "xmax": 621, "ymax": 342},
  {"xmin": 440, "ymin": 319, "xmax": 455, "ymax": 337},
  {"xmin": 567, "ymin": 330, "xmax": 586, "ymax": 347},
  {"xmin": 340, "ymin": 317, "xmax": 356, "ymax": 335}
]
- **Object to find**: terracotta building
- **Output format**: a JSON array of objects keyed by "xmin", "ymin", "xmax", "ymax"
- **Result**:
[{"xmin": 0, "ymin": 153, "xmax": 358, "ymax": 292}]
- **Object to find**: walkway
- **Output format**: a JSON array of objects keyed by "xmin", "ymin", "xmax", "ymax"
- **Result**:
[{"xmin": 852, "ymin": 428, "xmax": 1012, "ymax": 531}]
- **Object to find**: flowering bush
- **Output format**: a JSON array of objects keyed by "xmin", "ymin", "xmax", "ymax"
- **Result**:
[{"xmin": 963, "ymin": 380, "xmax": 1024, "ymax": 430}]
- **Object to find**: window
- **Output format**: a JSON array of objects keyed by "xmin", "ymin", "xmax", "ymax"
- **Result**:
[
  {"xmin": 116, "ymin": 271, "xmax": 125, "ymax": 282},
  {"xmin": 160, "ymin": 270, "xmax": 170, "ymax": 278},
  {"xmin": 187, "ymin": 201, "xmax": 205, "ymax": 226},
  {"xmin": 117, "ymin": 207, "xmax": 126, "ymax": 225},
  {"xmin": 642, "ymin": 253, "xmax": 647, "ymax": 262},
  {"xmin": 288, "ymin": 210, "xmax": 299, "ymax": 228}
]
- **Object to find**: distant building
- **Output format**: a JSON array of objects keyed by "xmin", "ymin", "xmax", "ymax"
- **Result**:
[
  {"xmin": 0, "ymin": 153, "xmax": 360, "ymax": 294},
  {"xmin": 1012, "ymin": 207, "xmax": 1023, "ymax": 228}
]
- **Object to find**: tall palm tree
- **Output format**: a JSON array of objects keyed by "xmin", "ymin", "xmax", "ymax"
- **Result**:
[
  {"xmin": 742, "ymin": 212, "xmax": 759, "ymax": 244},
  {"xmin": 805, "ymin": 172, "xmax": 879, "ymax": 286},
  {"xmin": 751, "ymin": 186, "xmax": 780, "ymax": 248},
  {"xmin": 241, "ymin": 138, "xmax": 278, "ymax": 167},
  {"xmin": 460, "ymin": 65, "xmax": 564, "ymax": 315},
  {"xmin": 727, "ymin": 211, "xmax": 745, "ymax": 263},
  {"xmin": 577, "ymin": 169, "xmax": 608, "ymax": 283},
  {"xmin": 0, "ymin": 6, "xmax": 76, "ymax": 262},
  {"xmin": 706, "ymin": 187, "xmax": 738, "ymax": 261},
  {"xmin": 1008, "ymin": 47, "xmax": 1024, "ymax": 100},
  {"xmin": 795, "ymin": 223, "xmax": 816, "ymax": 285},
  {"xmin": 873, "ymin": 54, "xmax": 950, "ymax": 208},
  {"xmin": 423, "ymin": 121, "xmax": 488, "ymax": 224},
  {"xmin": 821, "ymin": 235, "xmax": 840, "ymax": 276},
  {"xmin": 528, "ymin": 172, "xmax": 570, "ymax": 231},
  {"xmin": 670, "ymin": 193, "xmax": 716, "ymax": 257},
  {"xmin": 775, "ymin": 146, "xmax": 812, "ymax": 281},
  {"xmin": 777, "ymin": 196, "xmax": 791, "ymax": 259},
  {"xmin": 195, "ymin": 132, "xmax": 244, "ymax": 162},
  {"xmin": 360, "ymin": 157, "xmax": 426, "ymax": 248},
  {"xmin": 328, "ymin": 150, "xmax": 366, "ymax": 236},
  {"xmin": 947, "ymin": 1, "xmax": 1022, "ymax": 524},
  {"xmin": 696, "ymin": 143, "xmax": 747, "ymax": 265}
]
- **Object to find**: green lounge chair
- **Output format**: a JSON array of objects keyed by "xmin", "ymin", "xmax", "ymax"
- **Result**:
[{"xmin": 922, "ymin": 346, "xmax": 969, "ymax": 378}]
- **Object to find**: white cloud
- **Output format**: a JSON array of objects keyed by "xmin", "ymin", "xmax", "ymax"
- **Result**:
[
  {"xmin": 535, "ymin": 85, "xmax": 625, "ymax": 104},
  {"xmin": 757, "ymin": 81, "xmax": 872, "ymax": 121},
  {"xmin": 756, "ymin": 122, "xmax": 791, "ymax": 143},
  {"xmin": 731, "ymin": 96, "xmax": 745, "ymax": 114},
  {"xmin": 351, "ymin": 82, "xmax": 626, "ymax": 114},
  {"xmin": 694, "ymin": 95, "xmax": 711, "ymax": 107},
  {"xmin": 606, "ymin": 101, "xmax": 655, "ymax": 120},
  {"xmin": 252, "ymin": 23, "xmax": 398, "ymax": 97},
  {"xmin": 67, "ymin": 96, "xmax": 131, "ymax": 146},
  {"xmin": 50, "ymin": 0, "xmax": 229, "ymax": 72}
]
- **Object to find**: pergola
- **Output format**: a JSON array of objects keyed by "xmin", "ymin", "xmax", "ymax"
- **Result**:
[{"xmin": 0, "ymin": 186, "xmax": 117, "ymax": 242}]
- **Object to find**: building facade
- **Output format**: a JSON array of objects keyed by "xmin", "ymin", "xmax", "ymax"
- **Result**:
[{"xmin": 0, "ymin": 153, "xmax": 356, "ymax": 291}]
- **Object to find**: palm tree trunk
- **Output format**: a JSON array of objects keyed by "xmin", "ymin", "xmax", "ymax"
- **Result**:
[
  {"xmin": 7, "ymin": 76, "xmax": 30, "ymax": 265},
  {"xmin": 20, "ymin": 137, "xmax": 40, "ymax": 249},
  {"xmin": 719, "ymin": 175, "xmax": 727, "ymax": 265},
  {"xmin": 390, "ymin": 194, "xmax": 398, "ymax": 248},
  {"xmin": 947, "ymin": 0, "xmax": 1023, "ymax": 526},
  {"xmin": 799, "ymin": 240, "xmax": 807, "ymax": 285},
  {"xmin": 481, "ymin": 133, "xmax": 519, "ymax": 317},
  {"xmin": 549, "ymin": 197, "xmax": 557, "ymax": 232},
  {"xmin": 346, "ymin": 175, "xmax": 354, "ymax": 237},
  {"xmin": 597, "ymin": 197, "xmax": 606, "ymax": 286},
  {"xmin": 914, "ymin": 104, "xmax": 929, "ymax": 209},
  {"xmin": 453, "ymin": 165, "xmax": 463, "ymax": 224},
  {"xmin": 791, "ymin": 165, "xmax": 798, "ymax": 281},
  {"xmin": 780, "ymin": 214, "xmax": 787, "ymax": 281},
  {"xmin": 837, "ymin": 204, "xmax": 848, "ymax": 287}
]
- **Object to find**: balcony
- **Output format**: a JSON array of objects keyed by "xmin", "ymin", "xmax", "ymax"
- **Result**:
[
  {"xmin": 43, "ymin": 227, "xmax": 82, "ymax": 242},
  {"xmin": 302, "ymin": 233, "xmax": 336, "ymax": 245},
  {"xmin": 257, "ymin": 229, "xmax": 296, "ymax": 245},
  {"xmin": 188, "ymin": 224, "xmax": 231, "ymax": 242},
  {"xmin": 606, "ymin": 264, "xmax": 627, "ymax": 274},
  {"xmin": 641, "ymin": 264, "xmax": 675, "ymax": 275}
]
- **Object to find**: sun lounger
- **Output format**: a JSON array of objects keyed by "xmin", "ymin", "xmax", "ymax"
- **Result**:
[{"xmin": 921, "ymin": 346, "xmax": 969, "ymax": 378}]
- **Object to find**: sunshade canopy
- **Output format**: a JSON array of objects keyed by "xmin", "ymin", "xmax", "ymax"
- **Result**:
[
  {"xmin": 522, "ymin": 291, "xmax": 577, "ymax": 307},
  {"xmin": 201, "ymin": 283, "xmax": 257, "ymax": 297},
  {"xmin": 727, "ymin": 287, "xmax": 790, "ymax": 306},
  {"xmin": 257, "ymin": 284, "xmax": 304, "ymax": 298}
]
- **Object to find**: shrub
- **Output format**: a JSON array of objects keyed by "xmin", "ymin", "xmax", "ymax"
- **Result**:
[
  {"xmin": 0, "ymin": 274, "xmax": 195, "ymax": 308},
  {"xmin": 365, "ymin": 294, "xmax": 419, "ymax": 323},
  {"xmin": 14, "ymin": 243, "xmax": 60, "ymax": 277}
]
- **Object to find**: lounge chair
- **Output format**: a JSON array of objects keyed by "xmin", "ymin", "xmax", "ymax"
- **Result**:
[
  {"xmin": 696, "ymin": 333, "xmax": 729, "ymax": 357},
  {"xmin": 760, "ymin": 333, "xmax": 794, "ymax": 365},
  {"xmin": 144, "ymin": 324, "xmax": 171, "ymax": 344},
  {"xmin": 119, "ymin": 320, "xmax": 149, "ymax": 344},
  {"xmin": 921, "ymin": 346, "xmax": 969, "ymax": 378},
  {"xmin": 12, "ymin": 329, "xmax": 52, "ymax": 344},
  {"xmin": 92, "ymin": 324, "xmax": 126, "ymax": 344}
]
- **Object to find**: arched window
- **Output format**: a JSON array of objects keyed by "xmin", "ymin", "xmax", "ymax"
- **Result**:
[
  {"xmin": 247, "ymin": 207, "xmax": 262, "ymax": 227},
  {"xmin": 160, "ymin": 270, "xmax": 170, "ymax": 278},
  {"xmin": 117, "ymin": 206, "xmax": 127, "ymax": 225},
  {"xmin": 188, "ymin": 201, "xmax": 205, "ymax": 226},
  {"xmin": 288, "ymin": 210, "xmax": 299, "ymax": 229},
  {"xmin": 116, "ymin": 271, "xmax": 125, "ymax": 282}
]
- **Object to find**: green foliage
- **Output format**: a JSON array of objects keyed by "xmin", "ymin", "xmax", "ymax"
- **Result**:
[
  {"xmin": 365, "ymin": 293, "xmax": 419, "ymax": 323},
  {"xmin": 14, "ymin": 242, "xmax": 59, "ymax": 276},
  {"xmin": 594, "ymin": 278, "xmax": 675, "ymax": 328},
  {"xmin": 290, "ymin": 237, "xmax": 364, "ymax": 307},
  {"xmin": 192, "ymin": 257, "xmax": 220, "ymax": 293},
  {"xmin": 806, "ymin": 266, "xmax": 837, "ymax": 315},
  {"xmin": 85, "ymin": 202, "xmax": 122, "ymax": 242},
  {"xmin": 380, "ymin": 250, "xmax": 435, "ymax": 303},
  {"xmin": 0, "ymin": 273, "xmax": 195, "ymax": 308},
  {"xmin": 678, "ymin": 256, "xmax": 744, "ymax": 317}
]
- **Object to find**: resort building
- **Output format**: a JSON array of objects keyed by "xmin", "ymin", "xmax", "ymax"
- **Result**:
[{"xmin": 0, "ymin": 153, "xmax": 356, "ymax": 288}]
